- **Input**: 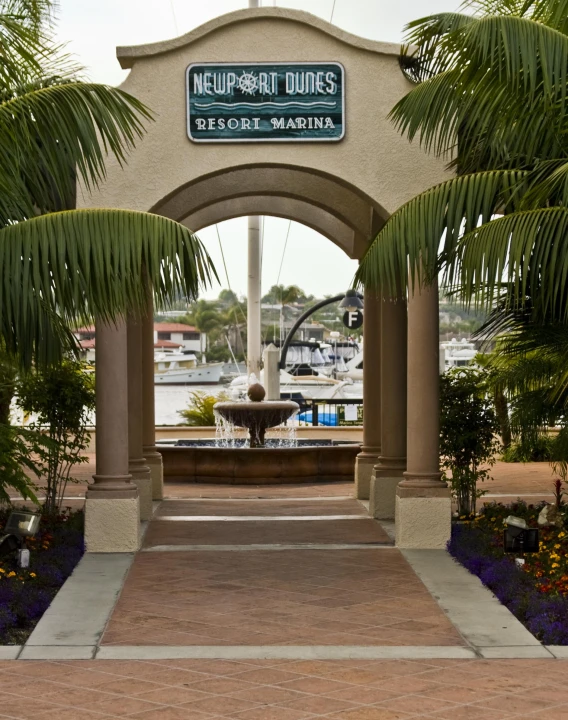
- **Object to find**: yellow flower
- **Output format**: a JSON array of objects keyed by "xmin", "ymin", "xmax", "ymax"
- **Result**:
[
  {"xmin": 491, "ymin": 518, "xmax": 496, "ymax": 522},
  {"xmin": 0, "ymin": 568, "xmax": 5, "ymax": 574},
  {"xmin": 29, "ymin": 573, "xmax": 36, "ymax": 578},
  {"xmin": 555, "ymin": 544, "xmax": 561, "ymax": 549},
  {"xmin": 559, "ymin": 532, "xmax": 566, "ymax": 539},
  {"xmin": 552, "ymin": 563, "xmax": 560, "ymax": 568},
  {"xmin": 7, "ymin": 571, "xmax": 15, "ymax": 578}
]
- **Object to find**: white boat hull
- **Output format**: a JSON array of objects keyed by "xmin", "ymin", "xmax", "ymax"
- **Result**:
[{"xmin": 154, "ymin": 363, "xmax": 224, "ymax": 385}]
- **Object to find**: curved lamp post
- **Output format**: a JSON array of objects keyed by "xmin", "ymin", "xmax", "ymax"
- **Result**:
[{"xmin": 278, "ymin": 289, "xmax": 364, "ymax": 369}]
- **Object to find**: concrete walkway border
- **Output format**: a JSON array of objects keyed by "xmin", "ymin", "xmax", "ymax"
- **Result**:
[
  {"xmin": 19, "ymin": 553, "xmax": 135, "ymax": 660},
  {"xmin": 402, "ymin": 550, "xmax": 544, "ymax": 651}
]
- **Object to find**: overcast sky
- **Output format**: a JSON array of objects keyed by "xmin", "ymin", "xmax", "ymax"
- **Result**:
[{"xmin": 55, "ymin": 0, "xmax": 460, "ymax": 299}]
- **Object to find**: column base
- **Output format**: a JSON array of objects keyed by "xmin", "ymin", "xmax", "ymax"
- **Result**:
[
  {"xmin": 395, "ymin": 485, "xmax": 451, "ymax": 549},
  {"xmin": 85, "ymin": 496, "xmax": 141, "ymax": 553},
  {"xmin": 144, "ymin": 448, "xmax": 163, "ymax": 500},
  {"xmin": 369, "ymin": 475, "xmax": 400, "ymax": 520},
  {"xmin": 129, "ymin": 462, "xmax": 153, "ymax": 521},
  {"xmin": 369, "ymin": 457, "xmax": 406, "ymax": 520},
  {"xmin": 354, "ymin": 448, "xmax": 381, "ymax": 499}
]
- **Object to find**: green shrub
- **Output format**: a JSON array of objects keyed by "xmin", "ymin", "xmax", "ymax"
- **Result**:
[
  {"xmin": 179, "ymin": 391, "xmax": 228, "ymax": 426},
  {"xmin": 16, "ymin": 360, "xmax": 95, "ymax": 514},
  {"xmin": 501, "ymin": 435, "xmax": 555, "ymax": 463},
  {"xmin": 0, "ymin": 424, "xmax": 47, "ymax": 506},
  {"xmin": 440, "ymin": 368, "xmax": 502, "ymax": 516}
]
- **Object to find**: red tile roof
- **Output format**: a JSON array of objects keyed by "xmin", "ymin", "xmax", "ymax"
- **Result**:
[
  {"xmin": 75, "ymin": 323, "xmax": 199, "ymax": 335},
  {"xmin": 80, "ymin": 339, "xmax": 186, "ymax": 350},
  {"xmin": 154, "ymin": 340, "xmax": 183, "ymax": 348},
  {"xmin": 154, "ymin": 323, "xmax": 198, "ymax": 332}
]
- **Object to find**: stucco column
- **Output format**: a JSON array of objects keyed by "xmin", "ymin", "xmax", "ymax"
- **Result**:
[
  {"xmin": 395, "ymin": 278, "xmax": 451, "ymax": 549},
  {"xmin": 369, "ymin": 295, "xmax": 407, "ymax": 519},
  {"xmin": 85, "ymin": 318, "xmax": 140, "ymax": 553},
  {"xmin": 142, "ymin": 290, "xmax": 163, "ymax": 500},
  {"xmin": 127, "ymin": 314, "xmax": 153, "ymax": 520},
  {"xmin": 354, "ymin": 287, "xmax": 381, "ymax": 499}
]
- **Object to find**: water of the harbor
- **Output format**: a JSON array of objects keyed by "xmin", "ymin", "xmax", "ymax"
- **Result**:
[{"xmin": 155, "ymin": 384, "xmax": 230, "ymax": 426}]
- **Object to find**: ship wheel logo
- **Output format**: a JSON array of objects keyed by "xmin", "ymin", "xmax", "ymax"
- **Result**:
[{"xmin": 238, "ymin": 71, "xmax": 259, "ymax": 95}]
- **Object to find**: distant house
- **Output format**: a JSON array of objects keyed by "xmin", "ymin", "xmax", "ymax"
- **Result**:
[
  {"xmin": 74, "ymin": 323, "xmax": 207, "ymax": 362},
  {"xmin": 282, "ymin": 321, "xmax": 329, "ymax": 342},
  {"xmin": 153, "ymin": 323, "xmax": 205, "ymax": 354}
]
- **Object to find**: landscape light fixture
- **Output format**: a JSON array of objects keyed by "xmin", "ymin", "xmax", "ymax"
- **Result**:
[
  {"xmin": 338, "ymin": 289, "xmax": 364, "ymax": 312},
  {"xmin": 0, "ymin": 511, "xmax": 40, "ymax": 568},
  {"xmin": 4, "ymin": 511, "xmax": 40, "ymax": 537},
  {"xmin": 503, "ymin": 515, "xmax": 539, "ymax": 554}
]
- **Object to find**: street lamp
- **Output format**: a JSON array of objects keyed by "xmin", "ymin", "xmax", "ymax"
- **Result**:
[
  {"xmin": 339, "ymin": 289, "xmax": 364, "ymax": 313},
  {"xmin": 279, "ymin": 289, "xmax": 364, "ymax": 369}
]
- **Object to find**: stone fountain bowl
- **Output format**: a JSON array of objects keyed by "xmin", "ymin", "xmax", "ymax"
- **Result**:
[
  {"xmin": 214, "ymin": 400, "xmax": 300, "ymax": 448},
  {"xmin": 214, "ymin": 400, "xmax": 299, "ymax": 430}
]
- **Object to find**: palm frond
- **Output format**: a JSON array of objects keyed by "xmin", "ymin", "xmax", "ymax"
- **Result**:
[
  {"xmin": 355, "ymin": 170, "xmax": 524, "ymax": 295},
  {"xmin": 0, "ymin": 0, "xmax": 55, "ymax": 91},
  {"xmin": 0, "ymin": 82, "xmax": 152, "ymax": 223},
  {"xmin": 521, "ymin": 159, "xmax": 568, "ymax": 207},
  {"xmin": 462, "ymin": 15, "xmax": 568, "ymax": 102},
  {"xmin": 457, "ymin": 207, "xmax": 568, "ymax": 320},
  {"xmin": 400, "ymin": 13, "xmax": 476, "ymax": 83},
  {"xmin": 392, "ymin": 50, "xmax": 567, "ymax": 171},
  {"xmin": 0, "ymin": 209, "xmax": 218, "ymax": 366}
]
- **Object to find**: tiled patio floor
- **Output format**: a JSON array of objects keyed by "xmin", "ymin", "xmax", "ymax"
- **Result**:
[{"xmin": 1, "ymin": 658, "xmax": 568, "ymax": 719}]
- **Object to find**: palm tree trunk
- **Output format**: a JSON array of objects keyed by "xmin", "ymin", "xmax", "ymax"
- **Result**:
[{"xmin": 494, "ymin": 388, "xmax": 511, "ymax": 449}]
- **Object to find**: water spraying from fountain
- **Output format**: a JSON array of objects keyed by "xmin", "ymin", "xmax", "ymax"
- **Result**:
[{"xmin": 214, "ymin": 382, "xmax": 299, "ymax": 449}]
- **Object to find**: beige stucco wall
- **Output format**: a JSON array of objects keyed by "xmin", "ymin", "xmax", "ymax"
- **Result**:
[{"xmin": 77, "ymin": 7, "xmax": 450, "ymax": 258}]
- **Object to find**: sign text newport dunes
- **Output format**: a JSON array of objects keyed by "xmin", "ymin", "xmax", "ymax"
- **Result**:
[{"xmin": 186, "ymin": 62, "xmax": 345, "ymax": 143}]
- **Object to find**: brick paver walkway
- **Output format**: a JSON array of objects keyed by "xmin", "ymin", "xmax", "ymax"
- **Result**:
[
  {"xmin": 103, "ymin": 548, "xmax": 462, "ymax": 647},
  {"xmin": 103, "ymin": 495, "xmax": 461, "ymax": 649},
  {"xmin": 2, "ymin": 657, "xmax": 568, "ymax": 719},
  {"xmin": 8, "ymin": 455, "xmax": 568, "ymax": 718}
]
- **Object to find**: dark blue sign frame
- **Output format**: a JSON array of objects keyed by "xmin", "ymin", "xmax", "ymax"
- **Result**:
[{"xmin": 186, "ymin": 62, "xmax": 345, "ymax": 143}]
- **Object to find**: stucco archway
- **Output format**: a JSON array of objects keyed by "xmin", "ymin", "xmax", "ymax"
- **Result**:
[
  {"xmin": 82, "ymin": 6, "xmax": 452, "ymax": 553},
  {"xmin": 151, "ymin": 163, "xmax": 386, "ymax": 259}
]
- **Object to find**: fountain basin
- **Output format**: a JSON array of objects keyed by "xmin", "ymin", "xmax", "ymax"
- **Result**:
[{"xmin": 157, "ymin": 440, "xmax": 360, "ymax": 485}]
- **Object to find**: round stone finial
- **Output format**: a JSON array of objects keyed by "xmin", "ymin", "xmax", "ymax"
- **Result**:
[{"xmin": 247, "ymin": 383, "xmax": 266, "ymax": 402}]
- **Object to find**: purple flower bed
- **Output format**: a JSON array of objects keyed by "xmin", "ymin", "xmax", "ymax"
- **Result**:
[
  {"xmin": 449, "ymin": 522, "xmax": 568, "ymax": 644},
  {"xmin": 0, "ymin": 508, "xmax": 84, "ymax": 644}
]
